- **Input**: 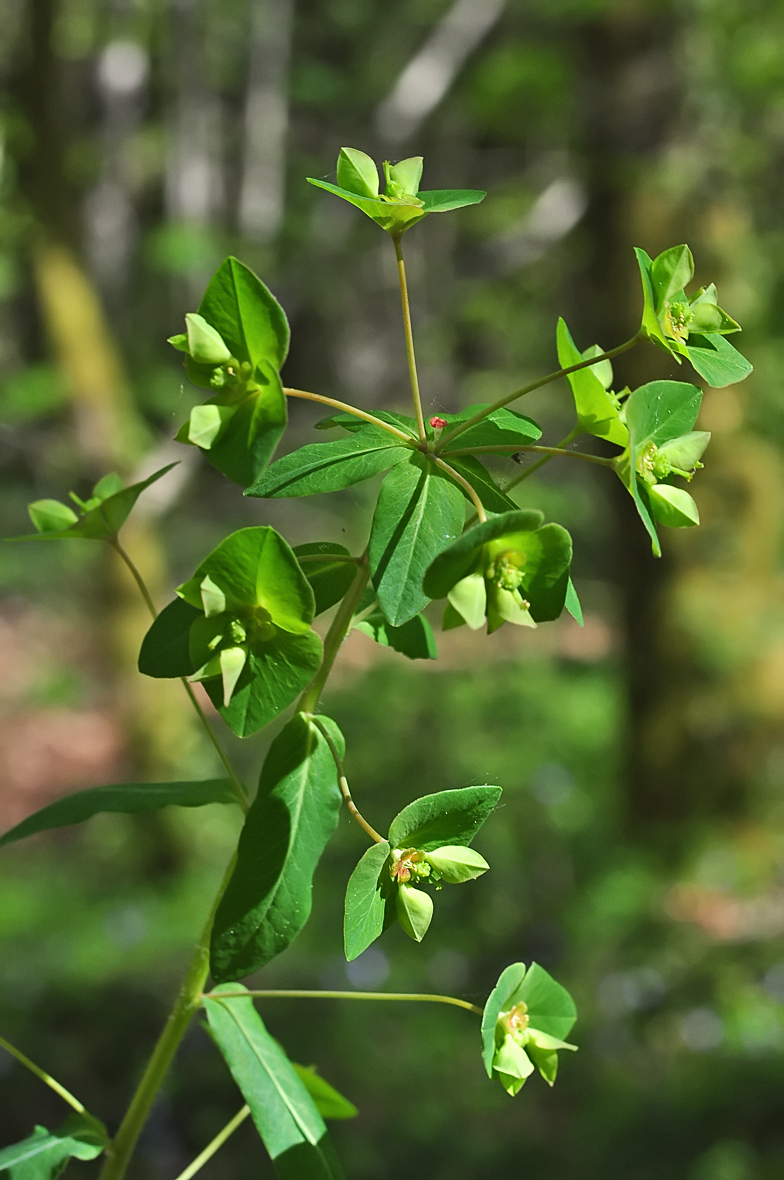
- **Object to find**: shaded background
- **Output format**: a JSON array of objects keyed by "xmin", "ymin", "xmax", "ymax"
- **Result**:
[{"xmin": 2, "ymin": 0, "xmax": 784, "ymax": 1176}]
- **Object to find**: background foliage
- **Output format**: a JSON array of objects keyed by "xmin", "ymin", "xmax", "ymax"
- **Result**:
[{"xmin": 3, "ymin": 0, "xmax": 784, "ymax": 1176}]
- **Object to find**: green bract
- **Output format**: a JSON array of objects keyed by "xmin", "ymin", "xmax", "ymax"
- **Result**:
[
  {"xmin": 556, "ymin": 318, "xmax": 628, "ymax": 447},
  {"xmin": 481, "ymin": 962, "xmax": 577, "ymax": 1096},
  {"xmin": 15, "ymin": 464, "xmax": 177, "ymax": 542},
  {"xmin": 170, "ymin": 257, "xmax": 289, "ymax": 487},
  {"xmin": 614, "ymin": 379, "xmax": 708, "ymax": 556},
  {"xmin": 423, "ymin": 509, "xmax": 573, "ymax": 633},
  {"xmin": 635, "ymin": 244, "xmax": 751, "ymax": 387},
  {"xmin": 307, "ymin": 147, "xmax": 486, "ymax": 236},
  {"xmin": 139, "ymin": 526, "xmax": 322, "ymax": 737},
  {"xmin": 343, "ymin": 786, "xmax": 500, "ymax": 960}
]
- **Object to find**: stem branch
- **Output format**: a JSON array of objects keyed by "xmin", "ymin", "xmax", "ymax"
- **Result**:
[
  {"xmin": 437, "ymin": 334, "xmax": 641, "ymax": 450},
  {"xmin": 445, "ymin": 444, "xmax": 614, "ymax": 469},
  {"xmin": 172, "ymin": 1106, "xmax": 250, "ymax": 1180},
  {"xmin": 429, "ymin": 455, "xmax": 487, "ymax": 522},
  {"xmin": 203, "ymin": 989, "xmax": 483, "ymax": 1016},
  {"xmin": 392, "ymin": 235, "xmax": 427, "ymax": 442},
  {"xmin": 284, "ymin": 388, "xmax": 414, "ymax": 443},
  {"xmin": 108, "ymin": 536, "xmax": 248, "ymax": 812},
  {"xmin": 309, "ymin": 716, "xmax": 384, "ymax": 844},
  {"xmin": 0, "ymin": 1035, "xmax": 102, "ymax": 1131},
  {"xmin": 503, "ymin": 427, "xmax": 582, "ymax": 492},
  {"xmin": 99, "ymin": 855, "xmax": 238, "ymax": 1180},
  {"xmin": 298, "ymin": 556, "xmax": 370, "ymax": 714}
]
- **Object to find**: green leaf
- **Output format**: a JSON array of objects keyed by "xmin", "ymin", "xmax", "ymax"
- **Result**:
[
  {"xmin": 203, "ymin": 984, "xmax": 344, "ymax": 1180},
  {"xmin": 481, "ymin": 962, "xmax": 526, "ymax": 1077},
  {"xmin": 315, "ymin": 409, "xmax": 418, "ymax": 437},
  {"xmin": 248, "ymin": 428, "xmax": 412, "ymax": 499},
  {"xmin": 388, "ymin": 786, "xmax": 501, "ymax": 852},
  {"xmin": 422, "ymin": 510, "xmax": 543, "ymax": 600},
  {"xmin": 418, "ymin": 189, "xmax": 486, "ymax": 213},
  {"xmin": 211, "ymin": 714, "xmax": 343, "ymax": 979},
  {"xmin": 180, "ymin": 361, "xmax": 287, "ymax": 489},
  {"xmin": 648, "ymin": 484, "xmax": 700, "ymax": 528},
  {"xmin": 625, "ymin": 436, "xmax": 661, "ymax": 558},
  {"xmin": 386, "ymin": 156, "xmax": 423, "ymax": 194},
  {"xmin": 685, "ymin": 332, "xmax": 753, "ymax": 387},
  {"xmin": 649, "ymin": 244, "xmax": 694, "ymax": 308},
  {"xmin": 206, "ymin": 632, "xmax": 323, "ymax": 739},
  {"xmin": 138, "ymin": 597, "xmax": 201, "ymax": 678},
  {"xmin": 565, "ymin": 577, "xmax": 583, "ymax": 626},
  {"xmin": 556, "ymin": 318, "xmax": 628, "ymax": 446},
  {"xmin": 514, "ymin": 962, "xmax": 578, "ymax": 1040},
  {"xmin": 295, "ymin": 544, "xmax": 358, "ymax": 615},
  {"xmin": 0, "ymin": 1116, "xmax": 105, "ymax": 1180},
  {"xmin": 291, "ymin": 1066, "xmax": 358, "ymax": 1121},
  {"xmin": 0, "ymin": 780, "xmax": 237, "ymax": 849},
  {"xmin": 13, "ymin": 465, "xmax": 177, "ymax": 542},
  {"xmin": 306, "ymin": 179, "xmax": 426, "ymax": 234},
  {"xmin": 396, "ymin": 884, "xmax": 433, "ymax": 941},
  {"xmin": 184, "ymin": 313, "xmax": 232, "ymax": 364},
  {"xmin": 343, "ymin": 840, "xmax": 394, "ymax": 962},
  {"xmin": 180, "ymin": 526, "xmax": 315, "ymax": 633},
  {"xmin": 27, "ymin": 501, "xmax": 78, "ymax": 533},
  {"xmin": 425, "ymin": 845, "xmax": 489, "ymax": 883},
  {"xmin": 626, "ymin": 379, "xmax": 702, "ymax": 447},
  {"xmin": 336, "ymin": 148, "xmax": 379, "ymax": 198},
  {"xmin": 355, "ymin": 610, "xmax": 437, "ymax": 661},
  {"xmin": 440, "ymin": 405, "xmax": 541, "ymax": 450},
  {"xmin": 369, "ymin": 455, "xmax": 465, "ymax": 627},
  {"xmin": 197, "ymin": 257, "xmax": 289, "ymax": 372},
  {"xmin": 443, "ymin": 456, "xmax": 519, "ymax": 514}
]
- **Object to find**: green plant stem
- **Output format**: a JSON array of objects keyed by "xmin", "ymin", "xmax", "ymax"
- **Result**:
[
  {"xmin": 392, "ymin": 234, "xmax": 427, "ymax": 443},
  {"xmin": 204, "ymin": 989, "xmax": 484, "ymax": 1016},
  {"xmin": 108, "ymin": 535, "xmax": 248, "ymax": 812},
  {"xmin": 309, "ymin": 716, "xmax": 384, "ymax": 844},
  {"xmin": 429, "ymin": 455, "xmax": 487, "ymax": 522},
  {"xmin": 436, "ymin": 334, "xmax": 641, "ymax": 450},
  {"xmin": 284, "ymin": 386, "xmax": 414, "ymax": 443},
  {"xmin": 99, "ymin": 854, "xmax": 238, "ymax": 1180},
  {"xmin": 0, "ymin": 1034, "xmax": 103, "ymax": 1134},
  {"xmin": 445, "ymin": 444, "xmax": 615, "ymax": 469},
  {"xmin": 503, "ymin": 427, "xmax": 581, "ymax": 492},
  {"xmin": 298, "ymin": 556, "xmax": 370, "ymax": 714},
  {"xmin": 296, "ymin": 553, "xmax": 361, "ymax": 564},
  {"xmin": 172, "ymin": 1106, "xmax": 250, "ymax": 1180}
]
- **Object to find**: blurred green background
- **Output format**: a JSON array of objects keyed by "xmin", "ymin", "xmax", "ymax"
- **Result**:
[{"xmin": 3, "ymin": 0, "xmax": 784, "ymax": 1176}]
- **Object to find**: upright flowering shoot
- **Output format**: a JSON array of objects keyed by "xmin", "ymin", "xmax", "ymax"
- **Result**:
[{"xmin": 482, "ymin": 962, "xmax": 577, "ymax": 1096}]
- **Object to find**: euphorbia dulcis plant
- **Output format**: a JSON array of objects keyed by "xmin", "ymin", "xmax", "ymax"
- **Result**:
[{"xmin": 2, "ymin": 145, "xmax": 751, "ymax": 1179}]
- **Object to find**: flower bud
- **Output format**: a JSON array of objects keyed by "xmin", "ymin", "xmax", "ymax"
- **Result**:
[
  {"xmin": 425, "ymin": 845, "xmax": 489, "ymax": 884},
  {"xmin": 493, "ymin": 1033, "xmax": 534, "ymax": 1096},
  {"xmin": 396, "ymin": 884, "xmax": 433, "ymax": 942}
]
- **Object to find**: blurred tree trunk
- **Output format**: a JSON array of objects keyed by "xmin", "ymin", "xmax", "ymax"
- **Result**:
[{"xmin": 9, "ymin": 0, "xmax": 198, "ymax": 780}]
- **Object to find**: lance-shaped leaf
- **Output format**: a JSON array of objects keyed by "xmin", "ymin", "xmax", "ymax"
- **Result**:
[
  {"xmin": 0, "ymin": 780, "xmax": 238, "ymax": 849},
  {"xmin": 369, "ymin": 454, "xmax": 465, "ymax": 627},
  {"xmin": 439, "ymin": 405, "xmax": 542, "ymax": 451},
  {"xmin": 14, "ymin": 464, "xmax": 177, "ymax": 543},
  {"xmin": 247, "ymin": 427, "xmax": 412, "ymax": 499},
  {"xmin": 204, "ymin": 985, "xmax": 344, "ymax": 1180},
  {"xmin": 315, "ymin": 409, "xmax": 418, "ymax": 437},
  {"xmin": 294, "ymin": 543, "xmax": 358, "ymax": 615},
  {"xmin": 0, "ymin": 1115, "xmax": 106, "ymax": 1179},
  {"xmin": 178, "ymin": 526, "xmax": 315, "ymax": 634},
  {"xmin": 388, "ymin": 786, "xmax": 501, "ymax": 851},
  {"xmin": 355, "ymin": 609, "xmax": 437, "ymax": 661},
  {"xmin": 344, "ymin": 840, "xmax": 394, "ymax": 962},
  {"xmin": 292, "ymin": 1066, "xmax": 358, "ymax": 1120},
  {"xmin": 211, "ymin": 714, "xmax": 343, "ymax": 980},
  {"xmin": 418, "ymin": 189, "xmax": 486, "ymax": 213},
  {"xmin": 205, "ymin": 630, "xmax": 323, "ymax": 739},
  {"xmin": 556, "ymin": 318, "xmax": 627, "ymax": 447}
]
